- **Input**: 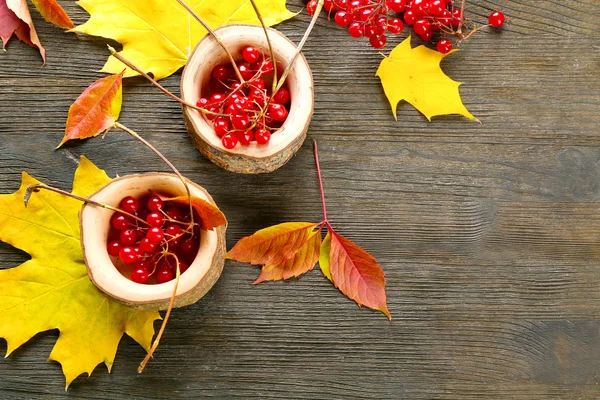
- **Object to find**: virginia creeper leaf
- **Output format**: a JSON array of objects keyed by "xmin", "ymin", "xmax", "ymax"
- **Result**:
[
  {"xmin": 227, "ymin": 222, "xmax": 319, "ymax": 266},
  {"xmin": 376, "ymin": 36, "xmax": 475, "ymax": 122},
  {"xmin": 57, "ymin": 71, "xmax": 124, "ymax": 148},
  {"xmin": 0, "ymin": 0, "xmax": 21, "ymax": 48},
  {"xmin": 165, "ymin": 195, "xmax": 227, "ymax": 231},
  {"xmin": 72, "ymin": 0, "xmax": 296, "ymax": 80},
  {"xmin": 319, "ymin": 231, "xmax": 332, "ymax": 282},
  {"xmin": 254, "ymin": 228, "xmax": 321, "ymax": 284},
  {"xmin": 0, "ymin": 156, "xmax": 160, "ymax": 388},
  {"xmin": 30, "ymin": 0, "xmax": 73, "ymax": 29},
  {"xmin": 329, "ymin": 231, "xmax": 391, "ymax": 319},
  {"xmin": 0, "ymin": 0, "xmax": 45, "ymax": 61}
]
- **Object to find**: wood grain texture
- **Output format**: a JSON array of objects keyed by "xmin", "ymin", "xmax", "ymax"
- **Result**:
[{"xmin": 1, "ymin": 0, "xmax": 600, "ymax": 398}]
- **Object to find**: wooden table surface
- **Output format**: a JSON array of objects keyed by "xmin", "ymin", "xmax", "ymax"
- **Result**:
[{"xmin": 1, "ymin": 1, "xmax": 600, "ymax": 398}]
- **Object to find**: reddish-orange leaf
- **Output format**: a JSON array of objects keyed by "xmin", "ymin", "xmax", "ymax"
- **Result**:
[
  {"xmin": 227, "ymin": 222, "xmax": 319, "ymax": 266},
  {"xmin": 0, "ymin": 1, "xmax": 21, "ymax": 48},
  {"xmin": 31, "ymin": 0, "xmax": 73, "ymax": 29},
  {"xmin": 1, "ymin": 0, "xmax": 45, "ymax": 61},
  {"xmin": 328, "ymin": 231, "xmax": 391, "ymax": 319},
  {"xmin": 58, "ymin": 71, "xmax": 124, "ymax": 148},
  {"xmin": 164, "ymin": 195, "xmax": 227, "ymax": 231},
  {"xmin": 254, "ymin": 230, "xmax": 321, "ymax": 284}
]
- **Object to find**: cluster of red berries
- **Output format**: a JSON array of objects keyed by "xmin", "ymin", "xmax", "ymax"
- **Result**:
[
  {"xmin": 306, "ymin": 0, "xmax": 505, "ymax": 52},
  {"xmin": 196, "ymin": 45, "xmax": 291, "ymax": 150},
  {"xmin": 307, "ymin": 0, "xmax": 404, "ymax": 48},
  {"xmin": 107, "ymin": 194, "xmax": 201, "ymax": 284}
]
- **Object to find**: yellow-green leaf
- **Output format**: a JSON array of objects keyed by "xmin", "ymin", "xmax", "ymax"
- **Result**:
[
  {"xmin": 319, "ymin": 231, "xmax": 332, "ymax": 282},
  {"xmin": 0, "ymin": 156, "xmax": 160, "ymax": 388},
  {"xmin": 72, "ymin": 0, "xmax": 296, "ymax": 80},
  {"xmin": 376, "ymin": 36, "xmax": 475, "ymax": 121}
]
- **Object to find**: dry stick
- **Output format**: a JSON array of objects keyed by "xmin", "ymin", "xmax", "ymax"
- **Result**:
[
  {"xmin": 112, "ymin": 123, "xmax": 193, "ymax": 373},
  {"xmin": 24, "ymin": 184, "xmax": 149, "ymax": 225},
  {"xmin": 107, "ymin": 46, "xmax": 220, "ymax": 117},
  {"xmin": 138, "ymin": 255, "xmax": 182, "ymax": 373},
  {"xmin": 248, "ymin": 0, "xmax": 278, "ymax": 95},
  {"xmin": 243, "ymin": 0, "xmax": 325, "ymax": 130},
  {"xmin": 113, "ymin": 122, "xmax": 195, "ymax": 230},
  {"xmin": 174, "ymin": 0, "xmax": 245, "ymax": 83},
  {"xmin": 272, "ymin": 0, "xmax": 324, "ymax": 96}
]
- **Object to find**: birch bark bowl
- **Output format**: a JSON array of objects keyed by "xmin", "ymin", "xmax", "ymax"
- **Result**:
[
  {"xmin": 181, "ymin": 25, "xmax": 314, "ymax": 174},
  {"xmin": 80, "ymin": 173, "xmax": 226, "ymax": 310}
]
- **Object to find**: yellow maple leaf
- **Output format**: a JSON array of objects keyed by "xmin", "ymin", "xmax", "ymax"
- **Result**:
[
  {"xmin": 72, "ymin": 0, "xmax": 296, "ymax": 80},
  {"xmin": 376, "ymin": 36, "xmax": 475, "ymax": 122},
  {"xmin": 0, "ymin": 156, "xmax": 160, "ymax": 388}
]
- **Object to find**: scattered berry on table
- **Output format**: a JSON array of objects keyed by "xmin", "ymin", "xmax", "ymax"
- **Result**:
[{"xmin": 488, "ymin": 10, "xmax": 505, "ymax": 28}]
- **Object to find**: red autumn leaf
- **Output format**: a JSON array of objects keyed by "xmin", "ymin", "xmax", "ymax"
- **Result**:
[
  {"xmin": 30, "ymin": 0, "xmax": 73, "ymax": 29},
  {"xmin": 0, "ymin": 0, "xmax": 45, "ymax": 61},
  {"xmin": 57, "ymin": 71, "xmax": 125, "ymax": 148},
  {"xmin": 253, "ymin": 230, "xmax": 321, "ymax": 284},
  {"xmin": 328, "ymin": 231, "xmax": 391, "ymax": 320},
  {"xmin": 227, "ymin": 222, "xmax": 319, "ymax": 266},
  {"xmin": 164, "ymin": 195, "xmax": 227, "ymax": 231}
]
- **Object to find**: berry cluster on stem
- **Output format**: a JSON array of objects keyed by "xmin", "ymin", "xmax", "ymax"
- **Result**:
[
  {"xmin": 108, "ymin": 193, "xmax": 200, "ymax": 285},
  {"xmin": 307, "ymin": 0, "xmax": 505, "ymax": 52},
  {"xmin": 196, "ymin": 46, "xmax": 292, "ymax": 149}
]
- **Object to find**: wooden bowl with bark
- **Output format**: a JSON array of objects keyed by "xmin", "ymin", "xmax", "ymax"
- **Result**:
[
  {"xmin": 181, "ymin": 25, "xmax": 314, "ymax": 174},
  {"xmin": 80, "ymin": 173, "xmax": 226, "ymax": 310}
]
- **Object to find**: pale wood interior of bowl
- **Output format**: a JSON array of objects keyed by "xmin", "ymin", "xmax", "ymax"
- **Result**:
[
  {"xmin": 81, "ymin": 174, "xmax": 219, "ymax": 304},
  {"xmin": 181, "ymin": 25, "xmax": 313, "ymax": 158}
]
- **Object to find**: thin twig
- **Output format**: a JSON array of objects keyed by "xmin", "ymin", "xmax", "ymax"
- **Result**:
[
  {"xmin": 242, "ymin": 0, "xmax": 324, "ymax": 132},
  {"xmin": 248, "ymin": 0, "xmax": 278, "ymax": 95},
  {"xmin": 107, "ymin": 46, "xmax": 220, "ymax": 117},
  {"xmin": 138, "ymin": 256, "xmax": 181, "ymax": 373},
  {"xmin": 25, "ymin": 184, "xmax": 149, "ymax": 225},
  {"xmin": 174, "ymin": 0, "xmax": 244, "ymax": 83},
  {"xmin": 272, "ymin": 0, "xmax": 324, "ymax": 95},
  {"xmin": 113, "ymin": 122, "xmax": 195, "ymax": 228}
]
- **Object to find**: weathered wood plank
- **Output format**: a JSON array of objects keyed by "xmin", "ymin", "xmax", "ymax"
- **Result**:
[{"xmin": 0, "ymin": 0, "xmax": 600, "ymax": 398}]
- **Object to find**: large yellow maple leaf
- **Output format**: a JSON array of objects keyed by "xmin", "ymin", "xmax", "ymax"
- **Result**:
[
  {"xmin": 376, "ymin": 36, "xmax": 475, "ymax": 121},
  {"xmin": 0, "ymin": 157, "xmax": 160, "ymax": 388},
  {"xmin": 73, "ymin": 0, "xmax": 296, "ymax": 80}
]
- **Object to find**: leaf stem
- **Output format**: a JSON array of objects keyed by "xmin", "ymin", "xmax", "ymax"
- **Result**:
[
  {"xmin": 248, "ymin": 0, "xmax": 278, "ymax": 95},
  {"xmin": 107, "ymin": 46, "xmax": 220, "ymax": 117},
  {"xmin": 174, "ymin": 0, "xmax": 245, "ymax": 83},
  {"xmin": 25, "ymin": 184, "xmax": 149, "ymax": 226},
  {"xmin": 313, "ymin": 140, "xmax": 328, "ymax": 224},
  {"xmin": 113, "ymin": 122, "xmax": 195, "ymax": 227},
  {"xmin": 138, "ymin": 256, "xmax": 182, "ymax": 373}
]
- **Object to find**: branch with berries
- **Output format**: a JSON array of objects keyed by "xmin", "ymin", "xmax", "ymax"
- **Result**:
[{"xmin": 307, "ymin": 0, "xmax": 505, "ymax": 52}]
